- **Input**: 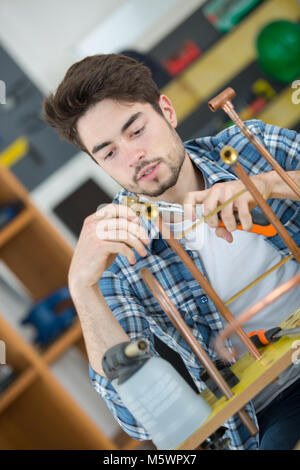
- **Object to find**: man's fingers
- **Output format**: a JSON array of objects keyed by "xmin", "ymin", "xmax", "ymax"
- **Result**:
[
  {"xmin": 215, "ymin": 226, "xmax": 233, "ymax": 243},
  {"xmin": 220, "ymin": 200, "xmax": 236, "ymax": 232},
  {"xmin": 96, "ymin": 217, "xmax": 150, "ymax": 243},
  {"xmin": 203, "ymin": 198, "xmax": 220, "ymax": 228},
  {"xmin": 236, "ymin": 200, "xmax": 253, "ymax": 231},
  {"xmin": 183, "ymin": 190, "xmax": 210, "ymax": 221},
  {"xmin": 103, "ymin": 241, "xmax": 137, "ymax": 265},
  {"xmin": 94, "ymin": 203, "xmax": 139, "ymax": 222},
  {"xmin": 96, "ymin": 227, "xmax": 149, "ymax": 259}
]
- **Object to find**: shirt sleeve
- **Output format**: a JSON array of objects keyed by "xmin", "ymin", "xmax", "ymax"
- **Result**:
[
  {"xmin": 88, "ymin": 271, "xmax": 158, "ymax": 442},
  {"xmin": 198, "ymin": 119, "xmax": 300, "ymax": 172},
  {"xmin": 259, "ymin": 120, "xmax": 300, "ymax": 172}
]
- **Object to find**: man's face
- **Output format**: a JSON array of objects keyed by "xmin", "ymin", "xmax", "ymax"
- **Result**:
[{"xmin": 76, "ymin": 95, "xmax": 186, "ymax": 198}]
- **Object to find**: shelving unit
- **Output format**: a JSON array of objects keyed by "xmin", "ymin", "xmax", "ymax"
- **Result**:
[
  {"xmin": 0, "ymin": 163, "xmax": 143, "ymax": 450},
  {"xmin": 159, "ymin": 0, "xmax": 300, "ymax": 129}
]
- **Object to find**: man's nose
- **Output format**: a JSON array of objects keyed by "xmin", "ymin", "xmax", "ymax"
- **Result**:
[{"xmin": 126, "ymin": 146, "xmax": 146, "ymax": 169}]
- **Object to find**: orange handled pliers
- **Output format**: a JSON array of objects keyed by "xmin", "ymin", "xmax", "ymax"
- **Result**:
[{"xmin": 248, "ymin": 326, "xmax": 300, "ymax": 347}]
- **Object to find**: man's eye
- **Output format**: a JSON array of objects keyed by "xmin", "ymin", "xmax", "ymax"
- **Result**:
[
  {"xmin": 104, "ymin": 150, "xmax": 114, "ymax": 160},
  {"xmin": 132, "ymin": 126, "xmax": 145, "ymax": 137}
]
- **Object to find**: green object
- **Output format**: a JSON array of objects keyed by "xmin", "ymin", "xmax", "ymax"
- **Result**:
[
  {"xmin": 203, "ymin": 0, "xmax": 263, "ymax": 33},
  {"xmin": 256, "ymin": 20, "xmax": 300, "ymax": 83}
]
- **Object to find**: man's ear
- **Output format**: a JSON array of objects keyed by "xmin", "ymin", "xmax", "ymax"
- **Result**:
[{"xmin": 158, "ymin": 94, "xmax": 178, "ymax": 128}]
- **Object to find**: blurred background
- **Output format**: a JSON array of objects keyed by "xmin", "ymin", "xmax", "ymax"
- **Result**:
[{"xmin": 0, "ymin": 0, "xmax": 299, "ymax": 450}]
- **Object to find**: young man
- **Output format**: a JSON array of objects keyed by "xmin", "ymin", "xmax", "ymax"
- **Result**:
[{"xmin": 43, "ymin": 54, "xmax": 300, "ymax": 450}]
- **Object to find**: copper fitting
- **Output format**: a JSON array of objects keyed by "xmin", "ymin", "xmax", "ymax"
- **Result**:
[
  {"xmin": 121, "ymin": 195, "xmax": 160, "ymax": 220},
  {"xmin": 124, "ymin": 339, "xmax": 150, "ymax": 357},
  {"xmin": 208, "ymin": 87, "xmax": 236, "ymax": 112},
  {"xmin": 208, "ymin": 88, "xmax": 300, "ymax": 199}
]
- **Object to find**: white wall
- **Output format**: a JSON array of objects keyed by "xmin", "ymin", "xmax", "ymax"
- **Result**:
[{"xmin": 0, "ymin": 0, "xmax": 205, "ymax": 93}]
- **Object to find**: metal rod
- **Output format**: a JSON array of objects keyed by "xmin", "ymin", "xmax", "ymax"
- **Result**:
[
  {"xmin": 224, "ymin": 254, "xmax": 294, "ymax": 306},
  {"xmin": 215, "ymin": 273, "xmax": 300, "ymax": 361},
  {"xmin": 219, "ymin": 146, "xmax": 300, "ymax": 263},
  {"xmin": 156, "ymin": 215, "xmax": 261, "ymax": 361},
  {"xmin": 140, "ymin": 267, "xmax": 258, "ymax": 436},
  {"xmin": 208, "ymin": 88, "xmax": 300, "ymax": 199}
]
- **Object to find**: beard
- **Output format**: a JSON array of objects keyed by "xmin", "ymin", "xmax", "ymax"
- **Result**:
[
  {"xmin": 136, "ymin": 155, "xmax": 184, "ymax": 197},
  {"xmin": 129, "ymin": 126, "xmax": 186, "ymax": 198}
]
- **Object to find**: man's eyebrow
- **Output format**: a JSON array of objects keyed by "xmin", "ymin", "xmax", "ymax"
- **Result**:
[{"xmin": 91, "ymin": 112, "xmax": 143, "ymax": 156}]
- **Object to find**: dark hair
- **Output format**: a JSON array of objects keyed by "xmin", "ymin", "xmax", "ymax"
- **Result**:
[{"xmin": 43, "ymin": 54, "xmax": 163, "ymax": 156}]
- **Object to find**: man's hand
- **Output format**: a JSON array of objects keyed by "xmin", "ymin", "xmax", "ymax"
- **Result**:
[
  {"xmin": 183, "ymin": 174, "xmax": 273, "ymax": 243},
  {"xmin": 68, "ymin": 203, "xmax": 150, "ymax": 290}
]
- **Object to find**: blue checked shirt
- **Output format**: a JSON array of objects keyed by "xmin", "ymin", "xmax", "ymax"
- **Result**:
[{"xmin": 89, "ymin": 119, "xmax": 300, "ymax": 450}]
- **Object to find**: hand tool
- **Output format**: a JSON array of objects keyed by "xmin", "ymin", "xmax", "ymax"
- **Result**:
[
  {"xmin": 248, "ymin": 326, "xmax": 300, "ymax": 347},
  {"xmin": 135, "ymin": 195, "xmax": 277, "ymax": 237}
]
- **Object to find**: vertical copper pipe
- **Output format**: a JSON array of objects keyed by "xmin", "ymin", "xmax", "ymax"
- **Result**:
[
  {"xmin": 140, "ymin": 267, "xmax": 258, "ymax": 436},
  {"xmin": 208, "ymin": 88, "xmax": 300, "ymax": 199},
  {"xmin": 156, "ymin": 216, "xmax": 261, "ymax": 361},
  {"xmin": 220, "ymin": 146, "xmax": 300, "ymax": 264},
  {"xmin": 215, "ymin": 273, "xmax": 300, "ymax": 361}
]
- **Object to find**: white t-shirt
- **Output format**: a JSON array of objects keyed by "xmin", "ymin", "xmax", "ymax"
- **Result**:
[{"xmin": 166, "ymin": 214, "xmax": 300, "ymax": 413}]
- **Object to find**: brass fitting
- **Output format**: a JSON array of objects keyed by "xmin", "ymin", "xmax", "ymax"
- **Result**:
[
  {"xmin": 124, "ymin": 339, "xmax": 150, "ymax": 357},
  {"xmin": 220, "ymin": 146, "xmax": 239, "ymax": 166},
  {"xmin": 121, "ymin": 195, "xmax": 159, "ymax": 220}
]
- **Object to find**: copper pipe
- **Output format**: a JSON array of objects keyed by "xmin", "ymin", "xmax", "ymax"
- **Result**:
[
  {"xmin": 208, "ymin": 88, "xmax": 300, "ymax": 200},
  {"xmin": 220, "ymin": 146, "xmax": 300, "ymax": 264},
  {"xmin": 122, "ymin": 195, "xmax": 260, "ymax": 359},
  {"xmin": 215, "ymin": 273, "xmax": 300, "ymax": 361},
  {"xmin": 156, "ymin": 215, "xmax": 261, "ymax": 361},
  {"xmin": 140, "ymin": 267, "xmax": 258, "ymax": 436}
]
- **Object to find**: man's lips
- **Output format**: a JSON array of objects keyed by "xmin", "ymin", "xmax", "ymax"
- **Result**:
[{"xmin": 138, "ymin": 162, "xmax": 160, "ymax": 180}]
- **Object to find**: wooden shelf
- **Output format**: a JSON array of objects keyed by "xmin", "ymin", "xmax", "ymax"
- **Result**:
[
  {"xmin": 0, "ymin": 164, "xmax": 141, "ymax": 449},
  {"xmin": 0, "ymin": 367, "xmax": 38, "ymax": 414},
  {"xmin": 0, "ymin": 372, "xmax": 118, "ymax": 450},
  {"xmin": 0, "ymin": 207, "xmax": 34, "ymax": 249},
  {"xmin": 42, "ymin": 319, "xmax": 83, "ymax": 365}
]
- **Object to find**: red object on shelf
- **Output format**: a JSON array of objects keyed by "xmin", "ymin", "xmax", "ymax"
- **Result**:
[
  {"xmin": 163, "ymin": 40, "xmax": 202, "ymax": 76},
  {"xmin": 249, "ymin": 96, "xmax": 267, "ymax": 114},
  {"xmin": 207, "ymin": 13, "xmax": 218, "ymax": 24}
]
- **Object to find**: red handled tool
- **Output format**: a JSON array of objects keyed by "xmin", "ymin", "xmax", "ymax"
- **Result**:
[
  {"xmin": 218, "ymin": 210, "xmax": 277, "ymax": 237},
  {"xmin": 248, "ymin": 326, "xmax": 300, "ymax": 347}
]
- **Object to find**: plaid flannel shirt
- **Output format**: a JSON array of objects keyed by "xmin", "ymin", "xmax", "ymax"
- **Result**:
[{"xmin": 89, "ymin": 119, "xmax": 300, "ymax": 450}]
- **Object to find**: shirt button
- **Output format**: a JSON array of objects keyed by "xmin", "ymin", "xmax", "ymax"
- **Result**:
[{"xmin": 200, "ymin": 295, "xmax": 208, "ymax": 304}]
